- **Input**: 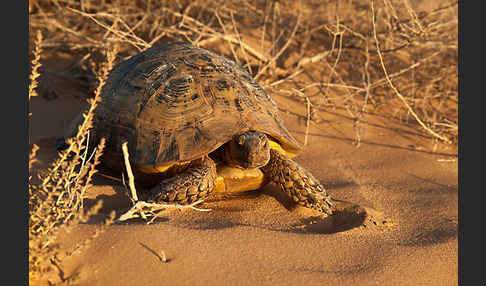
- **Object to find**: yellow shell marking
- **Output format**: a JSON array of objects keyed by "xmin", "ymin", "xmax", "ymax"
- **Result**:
[
  {"xmin": 135, "ymin": 140, "xmax": 296, "ymax": 193},
  {"xmin": 136, "ymin": 160, "xmax": 191, "ymax": 174},
  {"xmin": 137, "ymin": 140, "xmax": 293, "ymax": 174}
]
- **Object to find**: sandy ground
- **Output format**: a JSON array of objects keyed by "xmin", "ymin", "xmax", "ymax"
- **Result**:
[{"xmin": 29, "ymin": 80, "xmax": 458, "ymax": 285}]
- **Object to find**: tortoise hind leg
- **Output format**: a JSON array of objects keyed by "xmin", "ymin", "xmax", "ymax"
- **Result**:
[
  {"xmin": 261, "ymin": 149, "xmax": 336, "ymax": 215},
  {"xmin": 147, "ymin": 157, "xmax": 217, "ymax": 205}
]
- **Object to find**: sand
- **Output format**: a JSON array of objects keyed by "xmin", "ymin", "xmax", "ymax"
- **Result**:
[
  {"xmin": 29, "ymin": 46, "xmax": 457, "ymax": 285},
  {"xmin": 29, "ymin": 87, "xmax": 457, "ymax": 285}
]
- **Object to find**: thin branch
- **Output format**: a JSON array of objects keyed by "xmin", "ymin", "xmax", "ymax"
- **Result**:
[
  {"xmin": 165, "ymin": 8, "xmax": 268, "ymax": 62},
  {"xmin": 324, "ymin": 1, "xmax": 345, "ymax": 98},
  {"xmin": 297, "ymin": 51, "xmax": 330, "ymax": 68},
  {"xmin": 254, "ymin": 12, "xmax": 301, "ymax": 81},
  {"xmin": 138, "ymin": 242, "xmax": 168, "ymax": 263},
  {"xmin": 370, "ymin": 0, "xmax": 451, "ymax": 144},
  {"xmin": 118, "ymin": 142, "xmax": 210, "ymax": 224},
  {"xmin": 353, "ymin": 39, "xmax": 372, "ymax": 147},
  {"xmin": 121, "ymin": 142, "xmax": 139, "ymax": 202},
  {"xmin": 117, "ymin": 200, "xmax": 211, "ymax": 224},
  {"xmin": 291, "ymin": 88, "xmax": 312, "ymax": 146},
  {"xmin": 29, "ymin": 30, "xmax": 43, "ymax": 100},
  {"xmin": 65, "ymin": 7, "xmax": 149, "ymax": 51}
]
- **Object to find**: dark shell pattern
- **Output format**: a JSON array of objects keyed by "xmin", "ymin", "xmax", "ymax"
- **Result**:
[{"xmin": 94, "ymin": 42, "xmax": 302, "ymax": 168}]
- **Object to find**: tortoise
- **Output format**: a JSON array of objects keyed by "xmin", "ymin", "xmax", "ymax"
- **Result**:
[{"xmin": 63, "ymin": 42, "xmax": 336, "ymax": 215}]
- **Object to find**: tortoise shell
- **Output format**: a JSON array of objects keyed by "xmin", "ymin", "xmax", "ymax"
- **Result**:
[{"xmin": 93, "ymin": 42, "xmax": 302, "ymax": 172}]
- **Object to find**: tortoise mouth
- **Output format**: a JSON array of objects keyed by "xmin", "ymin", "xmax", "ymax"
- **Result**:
[
  {"xmin": 226, "ymin": 157, "xmax": 268, "ymax": 170},
  {"xmin": 240, "ymin": 158, "xmax": 269, "ymax": 169}
]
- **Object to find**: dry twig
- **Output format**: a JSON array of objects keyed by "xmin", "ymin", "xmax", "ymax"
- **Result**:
[
  {"xmin": 139, "ymin": 242, "xmax": 168, "ymax": 263},
  {"xmin": 117, "ymin": 143, "xmax": 211, "ymax": 224},
  {"xmin": 29, "ymin": 30, "xmax": 43, "ymax": 100},
  {"xmin": 117, "ymin": 199, "xmax": 211, "ymax": 224},
  {"xmin": 28, "ymin": 44, "xmax": 118, "ymax": 284},
  {"xmin": 121, "ymin": 142, "xmax": 139, "ymax": 202},
  {"xmin": 370, "ymin": 0, "xmax": 452, "ymax": 144},
  {"xmin": 254, "ymin": 12, "xmax": 301, "ymax": 81}
]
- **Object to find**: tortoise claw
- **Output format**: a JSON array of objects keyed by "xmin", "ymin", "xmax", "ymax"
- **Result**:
[{"xmin": 320, "ymin": 196, "xmax": 336, "ymax": 215}]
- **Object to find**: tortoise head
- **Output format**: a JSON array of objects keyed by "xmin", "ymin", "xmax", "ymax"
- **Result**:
[{"xmin": 226, "ymin": 131, "xmax": 270, "ymax": 169}]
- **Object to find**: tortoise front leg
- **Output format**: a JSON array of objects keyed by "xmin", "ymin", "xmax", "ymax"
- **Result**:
[
  {"xmin": 148, "ymin": 157, "xmax": 217, "ymax": 205},
  {"xmin": 261, "ymin": 149, "xmax": 336, "ymax": 215}
]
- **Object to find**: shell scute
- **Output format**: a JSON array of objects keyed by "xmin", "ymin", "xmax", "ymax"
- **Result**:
[{"xmin": 92, "ymin": 42, "xmax": 301, "ymax": 168}]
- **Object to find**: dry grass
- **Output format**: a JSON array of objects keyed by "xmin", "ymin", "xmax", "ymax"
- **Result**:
[
  {"xmin": 29, "ymin": 0, "xmax": 458, "ymax": 144},
  {"xmin": 28, "ymin": 32, "xmax": 117, "ymax": 284},
  {"xmin": 28, "ymin": 0, "xmax": 457, "ymax": 283},
  {"xmin": 29, "ymin": 30, "xmax": 43, "ymax": 101}
]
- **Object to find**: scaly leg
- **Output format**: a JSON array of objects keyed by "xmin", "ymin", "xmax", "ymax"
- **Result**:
[
  {"xmin": 261, "ymin": 149, "xmax": 336, "ymax": 215},
  {"xmin": 148, "ymin": 157, "xmax": 217, "ymax": 205}
]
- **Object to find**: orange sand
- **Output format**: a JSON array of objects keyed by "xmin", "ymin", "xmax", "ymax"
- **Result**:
[{"xmin": 30, "ymin": 85, "xmax": 457, "ymax": 285}]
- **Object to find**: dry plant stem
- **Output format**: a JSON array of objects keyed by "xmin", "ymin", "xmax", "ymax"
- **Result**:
[
  {"xmin": 371, "ymin": 0, "xmax": 451, "ymax": 144},
  {"xmin": 66, "ymin": 7, "xmax": 149, "ymax": 51},
  {"xmin": 324, "ymin": 1, "xmax": 344, "ymax": 98},
  {"xmin": 214, "ymin": 10, "xmax": 240, "ymax": 65},
  {"xmin": 139, "ymin": 242, "xmax": 168, "ymax": 263},
  {"xmin": 267, "ymin": 68, "xmax": 304, "ymax": 87},
  {"xmin": 260, "ymin": 1, "xmax": 270, "ymax": 63},
  {"xmin": 230, "ymin": 11, "xmax": 252, "ymax": 75},
  {"xmin": 197, "ymin": 30, "xmax": 266, "ymax": 63},
  {"xmin": 297, "ymin": 51, "xmax": 330, "ymax": 68},
  {"xmin": 166, "ymin": 8, "xmax": 267, "ymax": 62},
  {"xmin": 29, "ymin": 144, "xmax": 40, "ymax": 169},
  {"xmin": 369, "ymin": 51, "xmax": 441, "ymax": 90},
  {"xmin": 291, "ymin": 88, "xmax": 312, "ymax": 146},
  {"xmin": 121, "ymin": 142, "xmax": 139, "ymax": 202},
  {"xmin": 39, "ymin": 46, "xmax": 117, "ymax": 188},
  {"xmin": 29, "ymin": 30, "xmax": 43, "ymax": 100},
  {"xmin": 354, "ymin": 40, "xmax": 372, "ymax": 147},
  {"xmin": 254, "ymin": 13, "xmax": 301, "ymax": 81},
  {"xmin": 35, "ymin": 5, "xmax": 103, "ymax": 48},
  {"xmin": 299, "ymin": 51, "xmax": 440, "ymax": 95},
  {"xmin": 118, "ymin": 143, "xmax": 210, "ymax": 223},
  {"xmin": 29, "ymin": 46, "xmax": 116, "ymax": 283},
  {"xmin": 77, "ymin": 138, "xmax": 106, "ymax": 209},
  {"xmin": 117, "ymin": 200, "xmax": 210, "ymax": 224},
  {"xmin": 304, "ymin": 96, "xmax": 312, "ymax": 146}
]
